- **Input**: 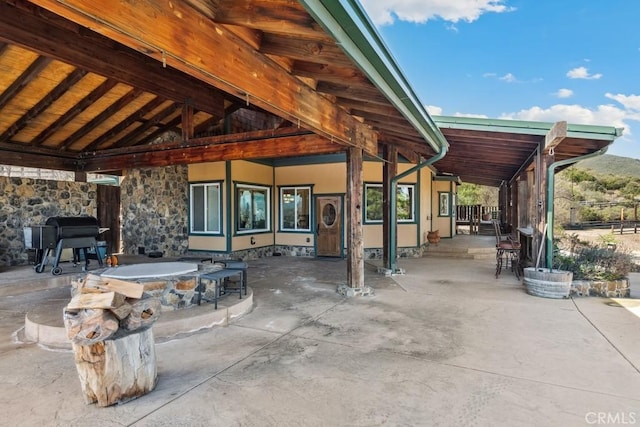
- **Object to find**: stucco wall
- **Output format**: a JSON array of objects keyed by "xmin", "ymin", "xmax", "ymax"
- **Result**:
[
  {"xmin": 120, "ymin": 166, "xmax": 189, "ymax": 257},
  {"xmin": 0, "ymin": 176, "xmax": 97, "ymax": 266}
]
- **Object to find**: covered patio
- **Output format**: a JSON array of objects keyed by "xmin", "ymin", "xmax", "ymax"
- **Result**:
[
  {"xmin": 1, "ymin": 254, "xmax": 640, "ymax": 424},
  {"xmin": 0, "ymin": 0, "xmax": 623, "ymax": 287}
]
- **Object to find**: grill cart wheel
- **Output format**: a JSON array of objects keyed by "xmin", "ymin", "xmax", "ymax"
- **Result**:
[{"xmin": 52, "ymin": 266, "xmax": 62, "ymax": 276}]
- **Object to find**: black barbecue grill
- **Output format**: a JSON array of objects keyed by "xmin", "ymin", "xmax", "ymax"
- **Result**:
[{"xmin": 24, "ymin": 216, "xmax": 104, "ymax": 275}]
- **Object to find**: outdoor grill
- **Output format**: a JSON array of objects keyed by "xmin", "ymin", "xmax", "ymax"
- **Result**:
[{"xmin": 24, "ymin": 216, "xmax": 104, "ymax": 275}]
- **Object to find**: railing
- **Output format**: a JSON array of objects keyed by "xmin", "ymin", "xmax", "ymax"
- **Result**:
[{"xmin": 456, "ymin": 205, "xmax": 499, "ymax": 223}]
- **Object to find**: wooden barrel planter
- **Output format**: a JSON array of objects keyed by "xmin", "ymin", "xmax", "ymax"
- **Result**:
[{"xmin": 523, "ymin": 267, "xmax": 573, "ymax": 299}]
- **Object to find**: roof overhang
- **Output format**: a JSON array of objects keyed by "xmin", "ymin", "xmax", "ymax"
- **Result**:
[{"xmin": 432, "ymin": 116, "xmax": 622, "ymax": 187}]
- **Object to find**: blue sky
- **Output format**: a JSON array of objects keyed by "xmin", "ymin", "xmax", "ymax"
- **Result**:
[{"xmin": 359, "ymin": 0, "xmax": 640, "ymax": 159}]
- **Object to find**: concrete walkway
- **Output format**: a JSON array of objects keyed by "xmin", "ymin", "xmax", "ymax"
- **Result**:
[{"xmin": 1, "ymin": 256, "xmax": 639, "ymax": 426}]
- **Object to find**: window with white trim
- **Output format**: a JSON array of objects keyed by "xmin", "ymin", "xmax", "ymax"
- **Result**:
[
  {"xmin": 190, "ymin": 182, "xmax": 221, "ymax": 234},
  {"xmin": 280, "ymin": 186, "xmax": 311, "ymax": 231},
  {"xmin": 365, "ymin": 183, "xmax": 415, "ymax": 223},
  {"xmin": 237, "ymin": 184, "xmax": 270, "ymax": 233}
]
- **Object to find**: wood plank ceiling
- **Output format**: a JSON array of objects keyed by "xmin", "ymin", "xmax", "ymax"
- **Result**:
[
  {"xmin": 435, "ymin": 126, "xmax": 611, "ymax": 187},
  {"xmin": 0, "ymin": 0, "xmax": 435, "ymax": 174},
  {"xmin": 0, "ymin": 0, "xmax": 613, "ymax": 188}
]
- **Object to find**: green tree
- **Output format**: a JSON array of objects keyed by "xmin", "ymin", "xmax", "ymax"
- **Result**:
[
  {"xmin": 457, "ymin": 183, "xmax": 481, "ymax": 205},
  {"xmin": 457, "ymin": 184, "xmax": 497, "ymax": 206},
  {"xmin": 620, "ymin": 180, "xmax": 640, "ymax": 202},
  {"xmin": 564, "ymin": 167, "xmax": 596, "ymax": 183}
]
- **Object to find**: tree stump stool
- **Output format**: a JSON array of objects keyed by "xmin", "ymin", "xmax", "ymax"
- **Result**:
[
  {"xmin": 71, "ymin": 327, "xmax": 157, "ymax": 407},
  {"xmin": 64, "ymin": 273, "xmax": 161, "ymax": 406}
]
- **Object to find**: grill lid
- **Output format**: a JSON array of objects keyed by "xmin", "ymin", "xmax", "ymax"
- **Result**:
[
  {"xmin": 45, "ymin": 216, "xmax": 99, "ymax": 228},
  {"xmin": 45, "ymin": 216, "xmax": 100, "ymax": 239}
]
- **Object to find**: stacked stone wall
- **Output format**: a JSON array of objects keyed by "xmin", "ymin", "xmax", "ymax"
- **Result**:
[
  {"xmin": 0, "ymin": 177, "xmax": 97, "ymax": 266},
  {"xmin": 120, "ymin": 166, "xmax": 189, "ymax": 257}
]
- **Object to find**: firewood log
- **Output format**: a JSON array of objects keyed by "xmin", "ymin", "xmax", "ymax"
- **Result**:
[
  {"xmin": 119, "ymin": 297, "xmax": 161, "ymax": 331},
  {"xmin": 63, "ymin": 308, "xmax": 119, "ymax": 345}
]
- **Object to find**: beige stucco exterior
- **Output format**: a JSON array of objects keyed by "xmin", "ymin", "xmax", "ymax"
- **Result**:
[
  {"xmin": 187, "ymin": 158, "xmax": 439, "ymax": 255},
  {"xmin": 431, "ymin": 179, "xmax": 457, "ymax": 239}
]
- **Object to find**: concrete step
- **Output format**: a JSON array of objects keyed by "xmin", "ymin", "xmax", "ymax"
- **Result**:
[{"xmin": 423, "ymin": 244, "xmax": 495, "ymax": 260}]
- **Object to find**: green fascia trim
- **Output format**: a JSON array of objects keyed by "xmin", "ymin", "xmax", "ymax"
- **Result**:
[
  {"xmin": 298, "ymin": 0, "xmax": 448, "ymax": 154},
  {"xmin": 433, "ymin": 116, "xmax": 622, "ymax": 141},
  {"xmin": 433, "ymin": 175, "xmax": 462, "ymax": 184}
]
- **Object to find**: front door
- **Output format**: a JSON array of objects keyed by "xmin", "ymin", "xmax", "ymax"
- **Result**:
[{"xmin": 315, "ymin": 195, "xmax": 342, "ymax": 257}]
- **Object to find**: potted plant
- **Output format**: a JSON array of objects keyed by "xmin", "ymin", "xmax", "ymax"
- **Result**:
[{"xmin": 427, "ymin": 230, "xmax": 440, "ymax": 244}]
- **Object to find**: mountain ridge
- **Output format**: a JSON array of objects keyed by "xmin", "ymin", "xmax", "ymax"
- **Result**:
[{"xmin": 574, "ymin": 154, "xmax": 640, "ymax": 178}]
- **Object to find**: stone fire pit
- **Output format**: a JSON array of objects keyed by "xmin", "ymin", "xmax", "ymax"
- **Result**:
[{"xmin": 98, "ymin": 261, "xmax": 224, "ymax": 310}]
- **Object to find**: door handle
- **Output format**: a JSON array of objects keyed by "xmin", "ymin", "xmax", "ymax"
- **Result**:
[{"xmin": 316, "ymin": 224, "xmax": 320, "ymax": 235}]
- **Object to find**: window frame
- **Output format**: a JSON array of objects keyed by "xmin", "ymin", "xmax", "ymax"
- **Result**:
[
  {"xmin": 279, "ymin": 185, "xmax": 312, "ymax": 232},
  {"xmin": 189, "ymin": 181, "xmax": 222, "ymax": 235},
  {"xmin": 364, "ymin": 182, "xmax": 416, "ymax": 224},
  {"xmin": 235, "ymin": 183, "xmax": 271, "ymax": 234}
]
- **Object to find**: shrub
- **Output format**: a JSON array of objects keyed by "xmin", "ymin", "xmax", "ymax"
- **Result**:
[{"xmin": 554, "ymin": 234, "xmax": 634, "ymax": 281}]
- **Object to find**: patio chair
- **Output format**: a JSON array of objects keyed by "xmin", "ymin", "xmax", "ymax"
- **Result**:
[{"xmin": 492, "ymin": 220, "xmax": 521, "ymax": 279}]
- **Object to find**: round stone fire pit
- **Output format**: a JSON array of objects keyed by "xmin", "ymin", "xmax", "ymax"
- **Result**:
[{"xmin": 98, "ymin": 262, "xmax": 223, "ymax": 310}]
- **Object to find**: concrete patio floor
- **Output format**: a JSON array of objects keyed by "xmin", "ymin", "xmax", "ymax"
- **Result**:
[{"xmin": 1, "ymin": 253, "xmax": 640, "ymax": 426}]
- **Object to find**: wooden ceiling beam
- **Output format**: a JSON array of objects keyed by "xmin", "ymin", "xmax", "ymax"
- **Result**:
[
  {"xmin": 316, "ymin": 81, "xmax": 391, "ymax": 106},
  {"xmin": 82, "ymin": 96, "xmax": 167, "ymax": 151},
  {"xmin": 0, "ymin": 148, "xmax": 78, "ymax": 171},
  {"xmin": 133, "ymin": 115, "xmax": 182, "ymax": 148},
  {"xmin": 30, "ymin": 78, "xmax": 119, "ymax": 147},
  {"xmin": 0, "ymin": 139, "xmax": 79, "ymax": 170},
  {"xmin": 28, "ymin": 0, "xmax": 377, "ymax": 155},
  {"xmin": 0, "ymin": 68, "xmax": 87, "ymax": 141},
  {"xmin": 260, "ymin": 33, "xmax": 353, "ymax": 67},
  {"xmin": 337, "ymin": 98, "xmax": 404, "ymax": 117},
  {"xmin": 0, "ymin": 1, "xmax": 224, "ymax": 117},
  {"xmin": 110, "ymin": 102, "xmax": 181, "ymax": 149},
  {"xmin": 0, "ymin": 55, "xmax": 51, "ymax": 110},
  {"xmin": 210, "ymin": 0, "xmax": 332, "ymax": 42},
  {"xmin": 292, "ymin": 61, "xmax": 373, "ymax": 87},
  {"xmin": 81, "ymin": 133, "xmax": 343, "ymax": 172},
  {"xmin": 60, "ymin": 88, "xmax": 144, "ymax": 150}
]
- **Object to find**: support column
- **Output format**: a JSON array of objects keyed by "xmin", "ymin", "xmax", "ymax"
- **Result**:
[
  {"xmin": 383, "ymin": 145, "xmax": 397, "ymax": 268},
  {"xmin": 181, "ymin": 103, "xmax": 194, "ymax": 141},
  {"xmin": 346, "ymin": 147, "xmax": 364, "ymax": 290}
]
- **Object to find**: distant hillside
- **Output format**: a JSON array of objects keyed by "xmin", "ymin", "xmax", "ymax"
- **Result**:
[{"xmin": 575, "ymin": 154, "xmax": 640, "ymax": 178}]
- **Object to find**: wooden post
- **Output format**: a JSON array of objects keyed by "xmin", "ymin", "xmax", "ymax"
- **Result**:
[
  {"xmin": 382, "ymin": 145, "xmax": 397, "ymax": 267},
  {"xmin": 347, "ymin": 147, "xmax": 364, "ymax": 289},
  {"xmin": 182, "ymin": 102, "xmax": 194, "ymax": 141}
]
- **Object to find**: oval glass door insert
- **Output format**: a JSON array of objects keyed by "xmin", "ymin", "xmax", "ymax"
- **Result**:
[{"xmin": 322, "ymin": 203, "xmax": 337, "ymax": 227}]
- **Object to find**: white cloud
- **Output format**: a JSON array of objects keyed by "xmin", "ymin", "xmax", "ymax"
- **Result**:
[
  {"xmin": 555, "ymin": 89, "xmax": 573, "ymax": 98},
  {"xmin": 500, "ymin": 103, "xmax": 626, "ymax": 128},
  {"xmin": 499, "ymin": 104, "xmax": 632, "ymax": 153},
  {"xmin": 426, "ymin": 105, "xmax": 443, "ymax": 115},
  {"xmin": 358, "ymin": 0, "xmax": 514, "ymax": 26},
  {"xmin": 499, "ymin": 73, "xmax": 517, "ymax": 83},
  {"xmin": 454, "ymin": 112, "xmax": 489, "ymax": 118},
  {"xmin": 566, "ymin": 66, "xmax": 602, "ymax": 80},
  {"xmin": 606, "ymin": 93, "xmax": 640, "ymax": 111}
]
